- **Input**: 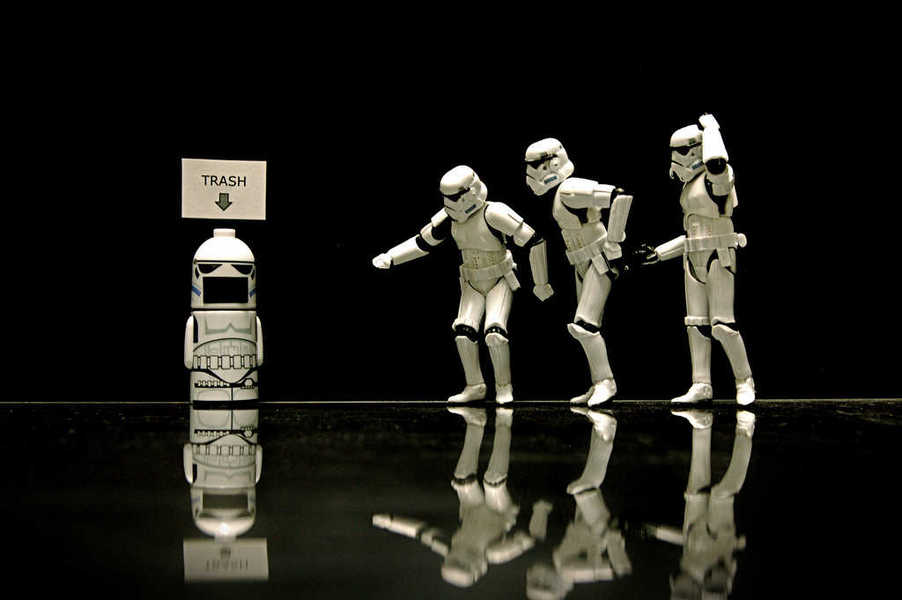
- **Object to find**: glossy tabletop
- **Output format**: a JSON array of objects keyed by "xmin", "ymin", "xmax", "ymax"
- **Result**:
[{"xmin": 1, "ymin": 400, "xmax": 899, "ymax": 598}]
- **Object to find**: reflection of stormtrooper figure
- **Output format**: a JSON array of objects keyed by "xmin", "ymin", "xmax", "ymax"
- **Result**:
[
  {"xmin": 524, "ymin": 139, "xmax": 634, "ymax": 406},
  {"xmin": 182, "ymin": 405, "xmax": 268, "ymax": 582},
  {"xmin": 526, "ymin": 409, "xmax": 631, "ymax": 600},
  {"xmin": 373, "ymin": 166, "xmax": 553, "ymax": 404},
  {"xmin": 182, "ymin": 405, "xmax": 262, "ymax": 539},
  {"xmin": 645, "ymin": 409, "xmax": 755, "ymax": 600},
  {"xmin": 373, "ymin": 407, "xmax": 539, "ymax": 587},
  {"xmin": 184, "ymin": 229, "xmax": 263, "ymax": 401},
  {"xmin": 643, "ymin": 115, "xmax": 754, "ymax": 405}
]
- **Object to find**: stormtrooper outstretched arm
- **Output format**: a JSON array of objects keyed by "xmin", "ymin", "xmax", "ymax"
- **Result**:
[
  {"xmin": 484, "ymin": 202, "xmax": 554, "ymax": 301},
  {"xmin": 372, "ymin": 514, "xmax": 451, "ymax": 556},
  {"xmin": 372, "ymin": 210, "xmax": 452, "ymax": 269}
]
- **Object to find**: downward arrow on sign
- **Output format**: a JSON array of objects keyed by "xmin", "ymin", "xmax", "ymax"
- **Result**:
[{"xmin": 216, "ymin": 193, "xmax": 232, "ymax": 211}]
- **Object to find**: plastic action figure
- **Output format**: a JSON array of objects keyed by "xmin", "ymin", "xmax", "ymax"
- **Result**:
[
  {"xmin": 644, "ymin": 409, "xmax": 755, "ymax": 599},
  {"xmin": 183, "ymin": 404, "xmax": 262, "ymax": 539},
  {"xmin": 373, "ymin": 407, "xmax": 540, "ymax": 587},
  {"xmin": 643, "ymin": 114, "xmax": 755, "ymax": 405},
  {"xmin": 372, "ymin": 166, "xmax": 553, "ymax": 404},
  {"xmin": 184, "ymin": 229, "xmax": 263, "ymax": 402},
  {"xmin": 526, "ymin": 409, "xmax": 631, "ymax": 599},
  {"xmin": 524, "ymin": 139, "xmax": 633, "ymax": 406}
]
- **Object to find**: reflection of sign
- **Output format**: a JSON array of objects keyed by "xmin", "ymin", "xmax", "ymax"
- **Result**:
[
  {"xmin": 183, "ymin": 538, "xmax": 269, "ymax": 582},
  {"xmin": 181, "ymin": 158, "xmax": 266, "ymax": 220}
]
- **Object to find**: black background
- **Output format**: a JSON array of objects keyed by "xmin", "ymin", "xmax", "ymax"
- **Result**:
[{"xmin": 29, "ymin": 42, "xmax": 900, "ymax": 402}]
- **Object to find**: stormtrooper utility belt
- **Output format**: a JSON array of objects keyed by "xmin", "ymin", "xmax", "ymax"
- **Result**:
[
  {"xmin": 459, "ymin": 252, "xmax": 520, "ymax": 290},
  {"xmin": 565, "ymin": 237, "xmax": 611, "ymax": 275},
  {"xmin": 685, "ymin": 232, "xmax": 747, "ymax": 268}
]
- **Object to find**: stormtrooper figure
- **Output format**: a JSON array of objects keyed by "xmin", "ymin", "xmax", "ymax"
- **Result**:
[
  {"xmin": 643, "ymin": 114, "xmax": 754, "ymax": 405},
  {"xmin": 524, "ymin": 139, "xmax": 634, "ymax": 406},
  {"xmin": 372, "ymin": 407, "xmax": 540, "ymax": 588},
  {"xmin": 184, "ymin": 229, "xmax": 263, "ymax": 402},
  {"xmin": 645, "ymin": 409, "xmax": 755, "ymax": 599},
  {"xmin": 526, "ymin": 409, "xmax": 631, "ymax": 600},
  {"xmin": 373, "ymin": 166, "xmax": 553, "ymax": 404},
  {"xmin": 183, "ymin": 404, "xmax": 262, "ymax": 539}
]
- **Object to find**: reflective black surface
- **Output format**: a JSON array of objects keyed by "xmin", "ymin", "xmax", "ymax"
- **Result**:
[{"xmin": 2, "ymin": 400, "xmax": 899, "ymax": 598}]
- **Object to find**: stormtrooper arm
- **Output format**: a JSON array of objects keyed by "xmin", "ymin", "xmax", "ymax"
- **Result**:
[
  {"xmin": 372, "ymin": 513, "xmax": 450, "ymax": 556},
  {"xmin": 651, "ymin": 235, "xmax": 687, "ymax": 262},
  {"xmin": 255, "ymin": 316, "xmax": 263, "ymax": 366},
  {"xmin": 603, "ymin": 191, "xmax": 633, "ymax": 260},
  {"xmin": 559, "ymin": 180, "xmax": 629, "ymax": 260},
  {"xmin": 372, "ymin": 210, "xmax": 451, "ymax": 269},
  {"xmin": 699, "ymin": 114, "xmax": 734, "ymax": 198},
  {"xmin": 485, "ymin": 203, "xmax": 554, "ymax": 301},
  {"xmin": 184, "ymin": 316, "xmax": 194, "ymax": 369},
  {"xmin": 558, "ymin": 179, "xmax": 616, "ymax": 210}
]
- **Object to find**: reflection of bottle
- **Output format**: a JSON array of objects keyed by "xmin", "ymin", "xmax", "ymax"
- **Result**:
[
  {"xmin": 646, "ymin": 409, "xmax": 755, "ymax": 600},
  {"xmin": 527, "ymin": 409, "xmax": 630, "ymax": 600},
  {"xmin": 184, "ymin": 229, "xmax": 263, "ymax": 402},
  {"xmin": 182, "ymin": 405, "xmax": 267, "ymax": 582},
  {"xmin": 373, "ymin": 408, "xmax": 538, "ymax": 588}
]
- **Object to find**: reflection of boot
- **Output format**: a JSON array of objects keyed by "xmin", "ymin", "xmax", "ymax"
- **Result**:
[
  {"xmin": 712, "ymin": 410, "xmax": 755, "ymax": 500},
  {"xmin": 448, "ymin": 407, "xmax": 486, "ymax": 480},
  {"xmin": 673, "ymin": 409, "xmax": 713, "ymax": 495},
  {"xmin": 712, "ymin": 324, "xmax": 754, "ymax": 405},
  {"xmin": 567, "ymin": 411, "xmax": 616, "ymax": 494},
  {"xmin": 485, "ymin": 408, "xmax": 512, "ymax": 485},
  {"xmin": 450, "ymin": 336, "xmax": 487, "ymax": 403},
  {"xmin": 736, "ymin": 410, "xmax": 756, "ymax": 436},
  {"xmin": 486, "ymin": 332, "xmax": 513, "ymax": 404}
]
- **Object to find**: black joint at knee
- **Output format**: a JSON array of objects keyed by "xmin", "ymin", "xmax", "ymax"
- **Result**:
[
  {"xmin": 454, "ymin": 325, "xmax": 479, "ymax": 342},
  {"xmin": 574, "ymin": 319, "xmax": 600, "ymax": 334},
  {"xmin": 713, "ymin": 321, "xmax": 737, "ymax": 333},
  {"xmin": 485, "ymin": 326, "xmax": 508, "ymax": 341}
]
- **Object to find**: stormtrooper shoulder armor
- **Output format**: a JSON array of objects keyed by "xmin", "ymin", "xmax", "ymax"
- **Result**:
[
  {"xmin": 485, "ymin": 202, "xmax": 535, "ymax": 247},
  {"xmin": 558, "ymin": 178, "xmax": 615, "ymax": 210}
]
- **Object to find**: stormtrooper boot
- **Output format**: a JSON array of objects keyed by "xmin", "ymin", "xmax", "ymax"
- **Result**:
[
  {"xmin": 449, "ymin": 336, "xmax": 487, "ymax": 403},
  {"xmin": 672, "ymin": 326, "xmax": 713, "ymax": 404},
  {"xmin": 568, "ymin": 322, "xmax": 616, "ymax": 405}
]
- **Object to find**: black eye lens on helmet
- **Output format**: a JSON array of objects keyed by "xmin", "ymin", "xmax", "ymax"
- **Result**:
[
  {"xmin": 526, "ymin": 156, "xmax": 550, "ymax": 169},
  {"xmin": 198, "ymin": 263, "xmax": 220, "ymax": 274},
  {"xmin": 444, "ymin": 188, "xmax": 469, "ymax": 202},
  {"xmin": 672, "ymin": 142, "xmax": 700, "ymax": 156},
  {"xmin": 234, "ymin": 264, "xmax": 254, "ymax": 275}
]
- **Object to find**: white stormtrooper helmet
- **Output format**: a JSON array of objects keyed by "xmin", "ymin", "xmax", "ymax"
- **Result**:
[
  {"xmin": 525, "ymin": 138, "xmax": 574, "ymax": 196},
  {"xmin": 669, "ymin": 124, "xmax": 705, "ymax": 183},
  {"xmin": 191, "ymin": 229, "xmax": 257, "ymax": 310},
  {"xmin": 440, "ymin": 166, "xmax": 488, "ymax": 222}
]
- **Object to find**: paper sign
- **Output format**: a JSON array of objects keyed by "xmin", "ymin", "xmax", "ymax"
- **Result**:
[
  {"xmin": 181, "ymin": 158, "xmax": 266, "ymax": 220},
  {"xmin": 183, "ymin": 538, "xmax": 269, "ymax": 582}
]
